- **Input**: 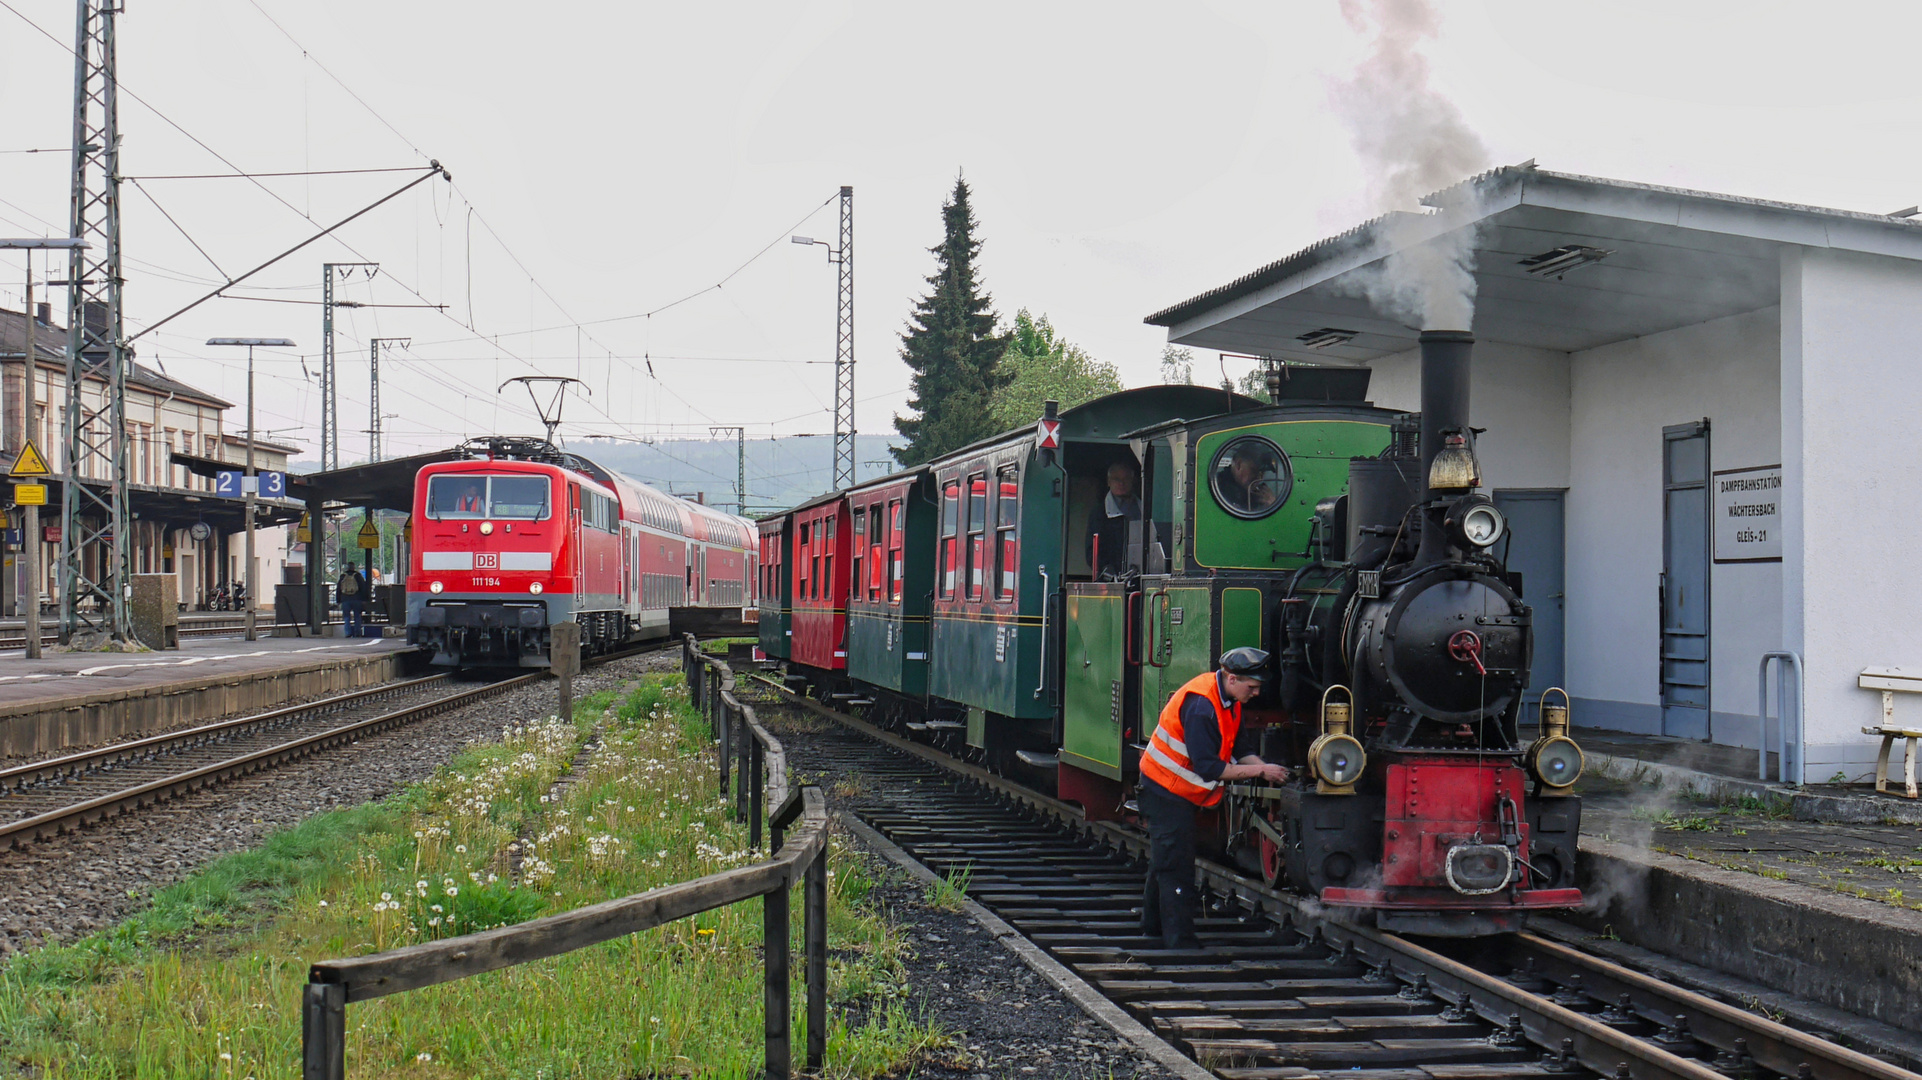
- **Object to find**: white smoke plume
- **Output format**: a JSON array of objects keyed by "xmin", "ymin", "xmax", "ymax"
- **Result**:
[{"xmin": 1329, "ymin": 0, "xmax": 1492, "ymax": 331}]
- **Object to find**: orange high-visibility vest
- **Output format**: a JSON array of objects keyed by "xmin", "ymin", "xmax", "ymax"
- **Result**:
[{"xmin": 1141, "ymin": 671, "xmax": 1241, "ymax": 808}]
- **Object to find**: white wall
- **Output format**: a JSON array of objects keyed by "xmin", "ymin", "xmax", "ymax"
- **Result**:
[
  {"xmin": 1566, "ymin": 308, "xmax": 1782, "ymax": 741},
  {"xmin": 1365, "ymin": 340, "xmax": 1573, "ymax": 490},
  {"xmin": 1782, "ymin": 248, "xmax": 1922, "ymax": 779}
]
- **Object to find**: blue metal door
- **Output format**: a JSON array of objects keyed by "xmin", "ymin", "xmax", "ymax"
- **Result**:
[
  {"xmin": 1494, "ymin": 490, "xmax": 1565, "ymax": 720},
  {"xmin": 1662, "ymin": 422, "xmax": 1711, "ymax": 739}
]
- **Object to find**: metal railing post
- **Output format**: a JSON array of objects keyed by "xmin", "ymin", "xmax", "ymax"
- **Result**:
[
  {"xmin": 1759, "ymin": 651, "xmax": 1804, "ymax": 785},
  {"xmin": 736, "ymin": 719, "xmax": 749, "ymax": 822},
  {"xmin": 764, "ymin": 874, "xmax": 792, "ymax": 1079},
  {"xmin": 301, "ymin": 981, "xmax": 346, "ymax": 1080},
  {"xmin": 805, "ymin": 845, "xmax": 828, "ymax": 1070}
]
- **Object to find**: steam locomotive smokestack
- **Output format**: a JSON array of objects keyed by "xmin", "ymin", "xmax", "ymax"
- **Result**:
[{"xmin": 1418, "ymin": 329, "xmax": 1473, "ymax": 501}]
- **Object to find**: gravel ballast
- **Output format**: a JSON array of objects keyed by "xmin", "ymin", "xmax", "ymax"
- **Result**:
[{"xmin": 0, "ymin": 651, "xmax": 675, "ymax": 955}]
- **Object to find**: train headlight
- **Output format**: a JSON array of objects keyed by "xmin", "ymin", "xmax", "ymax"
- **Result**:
[
  {"xmin": 480, "ymin": 521, "xmax": 494, "ymax": 535},
  {"xmin": 1444, "ymin": 843, "xmax": 1513, "ymax": 895},
  {"xmin": 1528, "ymin": 734, "xmax": 1585, "ymax": 789},
  {"xmin": 429, "ymin": 580, "xmax": 444, "ymax": 594},
  {"xmin": 1308, "ymin": 732, "xmax": 1366, "ymax": 792},
  {"xmin": 529, "ymin": 581, "xmax": 543, "ymax": 595},
  {"xmin": 1461, "ymin": 505, "xmax": 1504, "ymax": 547}
]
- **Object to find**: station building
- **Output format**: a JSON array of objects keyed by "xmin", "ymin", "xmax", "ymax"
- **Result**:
[
  {"xmin": 0, "ymin": 303, "xmax": 298, "ymax": 615},
  {"xmin": 1150, "ymin": 164, "xmax": 1922, "ymax": 784}
]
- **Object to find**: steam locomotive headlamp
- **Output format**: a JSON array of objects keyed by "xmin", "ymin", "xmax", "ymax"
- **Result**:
[
  {"xmin": 1446, "ymin": 494, "xmax": 1505, "ymax": 549},
  {"xmin": 480, "ymin": 521, "xmax": 494, "ymax": 535},
  {"xmin": 429, "ymin": 580, "xmax": 444, "ymax": 594},
  {"xmin": 1310, "ymin": 685, "xmax": 1367, "ymax": 794},
  {"xmin": 529, "ymin": 581, "xmax": 543, "ymax": 595},
  {"xmin": 1526, "ymin": 687, "xmax": 1584, "ymax": 789}
]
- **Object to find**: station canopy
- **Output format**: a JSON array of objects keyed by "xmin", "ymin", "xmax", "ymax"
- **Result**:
[
  {"xmin": 1148, "ymin": 163, "xmax": 1922, "ymax": 360},
  {"xmin": 169, "ymin": 446, "xmax": 463, "ymax": 515}
]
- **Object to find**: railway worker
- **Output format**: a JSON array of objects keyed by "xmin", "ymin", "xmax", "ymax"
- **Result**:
[
  {"xmin": 456, "ymin": 481, "xmax": 484, "ymax": 515},
  {"xmin": 1085, "ymin": 460, "xmax": 1141, "ymax": 577},
  {"xmin": 1138, "ymin": 646, "xmax": 1289, "ymax": 950}
]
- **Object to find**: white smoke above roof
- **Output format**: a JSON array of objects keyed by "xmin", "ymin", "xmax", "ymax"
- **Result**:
[{"xmin": 1328, "ymin": 0, "xmax": 1491, "ymax": 332}]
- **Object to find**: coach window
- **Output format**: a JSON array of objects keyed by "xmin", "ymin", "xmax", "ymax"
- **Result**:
[
  {"xmin": 887, "ymin": 499, "xmax": 904, "ymax": 604},
  {"xmin": 867, "ymin": 506, "xmax": 884, "ymax": 600},
  {"xmin": 939, "ymin": 480, "xmax": 959, "ymax": 598},
  {"xmin": 965, "ymin": 473, "xmax": 987, "ymax": 600},
  {"xmin": 851, "ymin": 510, "xmax": 865, "ymax": 606},
  {"xmin": 995, "ymin": 465, "xmax": 1019, "ymax": 601}
]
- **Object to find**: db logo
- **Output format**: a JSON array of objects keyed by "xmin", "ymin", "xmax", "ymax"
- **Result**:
[{"xmin": 475, "ymin": 552, "xmax": 499, "ymax": 570}]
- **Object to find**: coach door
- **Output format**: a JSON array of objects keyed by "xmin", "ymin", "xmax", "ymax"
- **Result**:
[
  {"xmin": 570, "ymin": 483, "xmax": 586, "ymax": 608},
  {"xmin": 1661, "ymin": 421, "xmax": 1711, "ymax": 740}
]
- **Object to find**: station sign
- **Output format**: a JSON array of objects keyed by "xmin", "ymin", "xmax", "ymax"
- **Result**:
[
  {"xmin": 42, "ymin": 525, "xmax": 60, "ymax": 544},
  {"xmin": 214, "ymin": 470, "xmax": 286, "ymax": 498},
  {"xmin": 1712, "ymin": 464, "xmax": 1782, "ymax": 563},
  {"xmin": 12, "ymin": 483, "xmax": 46, "ymax": 506}
]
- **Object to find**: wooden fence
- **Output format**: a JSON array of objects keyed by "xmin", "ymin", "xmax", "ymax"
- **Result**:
[{"xmin": 301, "ymin": 640, "xmax": 827, "ymax": 1079}]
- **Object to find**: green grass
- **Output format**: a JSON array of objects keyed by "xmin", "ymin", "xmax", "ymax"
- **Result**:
[
  {"xmin": 1, "ymin": 677, "xmax": 943, "ymax": 1078},
  {"xmin": 923, "ymin": 862, "xmax": 974, "ymax": 912}
]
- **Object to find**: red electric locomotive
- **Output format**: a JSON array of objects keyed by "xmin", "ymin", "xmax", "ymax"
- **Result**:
[{"xmin": 407, "ymin": 438, "xmax": 755, "ymax": 667}]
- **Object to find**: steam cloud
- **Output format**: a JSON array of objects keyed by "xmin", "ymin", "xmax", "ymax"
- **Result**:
[{"xmin": 1330, "ymin": 0, "xmax": 1491, "ymax": 331}]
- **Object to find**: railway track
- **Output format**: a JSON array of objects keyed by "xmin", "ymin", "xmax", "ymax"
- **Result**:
[
  {"xmin": 0, "ymin": 639, "xmax": 673, "ymax": 849},
  {"xmin": 759, "ymin": 681, "xmax": 1917, "ymax": 1080}
]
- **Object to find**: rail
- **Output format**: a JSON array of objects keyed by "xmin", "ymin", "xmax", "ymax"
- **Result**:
[{"xmin": 300, "ymin": 640, "xmax": 828, "ymax": 1080}]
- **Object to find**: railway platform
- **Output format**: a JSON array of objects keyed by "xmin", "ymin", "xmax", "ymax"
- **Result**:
[
  {"xmin": 1539, "ymin": 725, "xmax": 1922, "ymax": 1041},
  {"xmin": 0, "ymin": 636, "xmax": 420, "ymax": 760}
]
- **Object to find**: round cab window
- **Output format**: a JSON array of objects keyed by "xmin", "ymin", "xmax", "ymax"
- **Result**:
[{"xmin": 1209, "ymin": 436, "xmax": 1292, "ymax": 519}]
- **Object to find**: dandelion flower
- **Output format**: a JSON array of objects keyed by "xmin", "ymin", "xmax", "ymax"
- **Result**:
[
  {"xmin": 318, "ymin": 900, "xmax": 328, "ymax": 908},
  {"xmin": 416, "ymin": 1051, "xmax": 433, "ymax": 1062},
  {"xmin": 455, "ymin": 844, "xmax": 467, "ymax": 853},
  {"xmin": 220, "ymin": 1052, "xmax": 232, "ymax": 1061}
]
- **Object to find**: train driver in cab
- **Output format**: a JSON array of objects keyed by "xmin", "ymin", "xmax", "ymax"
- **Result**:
[
  {"xmin": 1214, "ymin": 443, "xmax": 1278, "ymax": 514},
  {"xmin": 1138, "ymin": 647, "xmax": 1288, "ymax": 950},
  {"xmin": 1085, "ymin": 460, "xmax": 1140, "ymax": 577}
]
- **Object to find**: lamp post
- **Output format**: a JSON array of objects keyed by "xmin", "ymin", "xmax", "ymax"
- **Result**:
[
  {"xmin": 207, "ymin": 337, "xmax": 296, "ymax": 641},
  {"xmin": 0, "ymin": 238, "xmax": 89, "ymax": 659}
]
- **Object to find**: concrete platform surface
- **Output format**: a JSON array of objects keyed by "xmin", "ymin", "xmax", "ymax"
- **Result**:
[{"xmin": 0, "ymin": 636, "xmax": 419, "ymax": 759}]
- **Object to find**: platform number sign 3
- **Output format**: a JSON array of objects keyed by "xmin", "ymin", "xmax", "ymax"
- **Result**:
[{"xmin": 214, "ymin": 470, "xmax": 286, "ymax": 498}]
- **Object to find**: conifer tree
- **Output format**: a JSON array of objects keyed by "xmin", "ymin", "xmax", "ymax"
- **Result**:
[{"xmin": 893, "ymin": 178, "xmax": 1010, "ymax": 465}]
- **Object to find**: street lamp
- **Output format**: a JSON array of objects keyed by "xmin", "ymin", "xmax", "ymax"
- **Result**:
[
  {"xmin": 206, "ymin": 337, "xmax": 296, "ymax": 642},
  {"xmin": 0, "ymin": 238, "xmax": 89, "ymax": 659}
]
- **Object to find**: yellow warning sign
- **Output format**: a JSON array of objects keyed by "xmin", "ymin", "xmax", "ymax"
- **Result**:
[
  {"xmin": 297, "ymin": 512, "xmax": 312, "ymax": 544},
  {"xmin": 9, "ymin": 441, "xmax": 49, "ymax": 477},
  {"xmin": 357, "ymin": 517, "xmax": 380, "ymax": 550},
  {"xmin": 13, "ymin": 483, "xmax": 46, "ymax": 506},
  {"xmin": 402, "ymin": 514, "xmax": 412, "ymax": 545}
]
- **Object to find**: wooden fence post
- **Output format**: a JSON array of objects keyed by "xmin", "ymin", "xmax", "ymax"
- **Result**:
[
  {"xmin": 749, "ymin": 739, "xmax": 764, "ymax": 851},
  {"xmin": 764, "ymin": 875, "xmax": 792, "ymax": 1078},
  {"xmin": 550, "ymin": 621, "xmax": 581, "ymax": 721},
  {"xmin": 301, "ymin": 980, "xmax": 346, "ymax": 1080},
  {"xmin": 805, "ymin": 845, "xmax": 828, "ymax": 1070}
]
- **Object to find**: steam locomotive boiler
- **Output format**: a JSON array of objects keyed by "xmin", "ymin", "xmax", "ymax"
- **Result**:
[{"xmin": 1261, "ymin": 331, "xmax": 1585, "ymax": 935}]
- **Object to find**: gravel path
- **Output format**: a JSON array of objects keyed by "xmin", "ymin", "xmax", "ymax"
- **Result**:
[{"xmin": 0, "ymin": 650, "xmax": 678, "ymax": 955}]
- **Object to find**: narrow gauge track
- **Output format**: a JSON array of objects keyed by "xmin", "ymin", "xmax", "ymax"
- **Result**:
[
  {"xmin": 0, "ymin": 640, "xmax": 671, "ymax": 850},
  {"xmin": 760, "ymin": 681, "xmax": 1916, "ymax": 1080}
]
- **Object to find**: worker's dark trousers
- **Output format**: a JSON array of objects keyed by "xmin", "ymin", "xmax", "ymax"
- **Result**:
[{"xmin": 1138, "ymin": 777, "xmax": 1202, "ymax": 950}]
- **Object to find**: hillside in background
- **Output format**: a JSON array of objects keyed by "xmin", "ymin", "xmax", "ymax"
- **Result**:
[{"xmin": 571, "ymin": 433, "xmax": 905, "ymax": 516}]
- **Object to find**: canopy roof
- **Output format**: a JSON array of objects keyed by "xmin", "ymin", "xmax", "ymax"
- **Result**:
[{"xmin": 1148, "ymin": 164, "xmax": 1922, "ymax": 363}]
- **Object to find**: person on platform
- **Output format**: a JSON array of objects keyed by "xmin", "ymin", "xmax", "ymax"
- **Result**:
[
  {"xmin": 1084, "ymin": 460, "xmax": 1141, "ymax": 577},
  {"xmin": 1137, "ymin": 647, "xmax": 1289, "ymax": 950},
  {"xmin": 336, "ymin": 562, "xmax": 368, "ymax": 637}
]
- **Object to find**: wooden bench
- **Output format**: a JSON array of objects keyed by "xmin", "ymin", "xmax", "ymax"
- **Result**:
[{"xmin": 1859, "ymin": 667, "xmax": 1922, "ymax": 798}]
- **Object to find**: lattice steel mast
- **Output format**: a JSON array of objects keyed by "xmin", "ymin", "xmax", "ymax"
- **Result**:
[
  {"xmin": 57, "ymin": 0, "xmax": 129, "ymax": 643},
  {"xmin": 368, "ymin": 337, "xmax": 408, "ymax": 462},
  {"xmin": 710, "ymin": 425, "xmax": 745, "ymax": 513},
  {"xmin": 320, "ymin": 262, "xmax": 375, "ymax": 470},
  {"xmin": 833, "ymin": 185, "xmax": 854, "ymax": 489}
]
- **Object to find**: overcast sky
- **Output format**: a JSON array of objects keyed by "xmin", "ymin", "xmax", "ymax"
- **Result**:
[{"xmin": 2, "ymin": 0, "xmax": 1918, "ymax": 489}]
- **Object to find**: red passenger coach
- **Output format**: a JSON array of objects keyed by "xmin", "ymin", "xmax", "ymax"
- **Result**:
[
  {"xmin": 788, "ymin": 493, "xmax": 850, "ymax": 672},
  {"xmin": 407, "ymin": 438, "xmax": 756, "ymax": 668}
]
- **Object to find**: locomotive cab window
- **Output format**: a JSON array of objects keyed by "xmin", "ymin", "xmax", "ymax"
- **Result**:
[
  {"xmin": 1209, "ymin": 436, "xmax": 1292, "ymax": 520},
  {"xmin": 426, "ymin": 474, "xmax": 552, "ymax": 520}
]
